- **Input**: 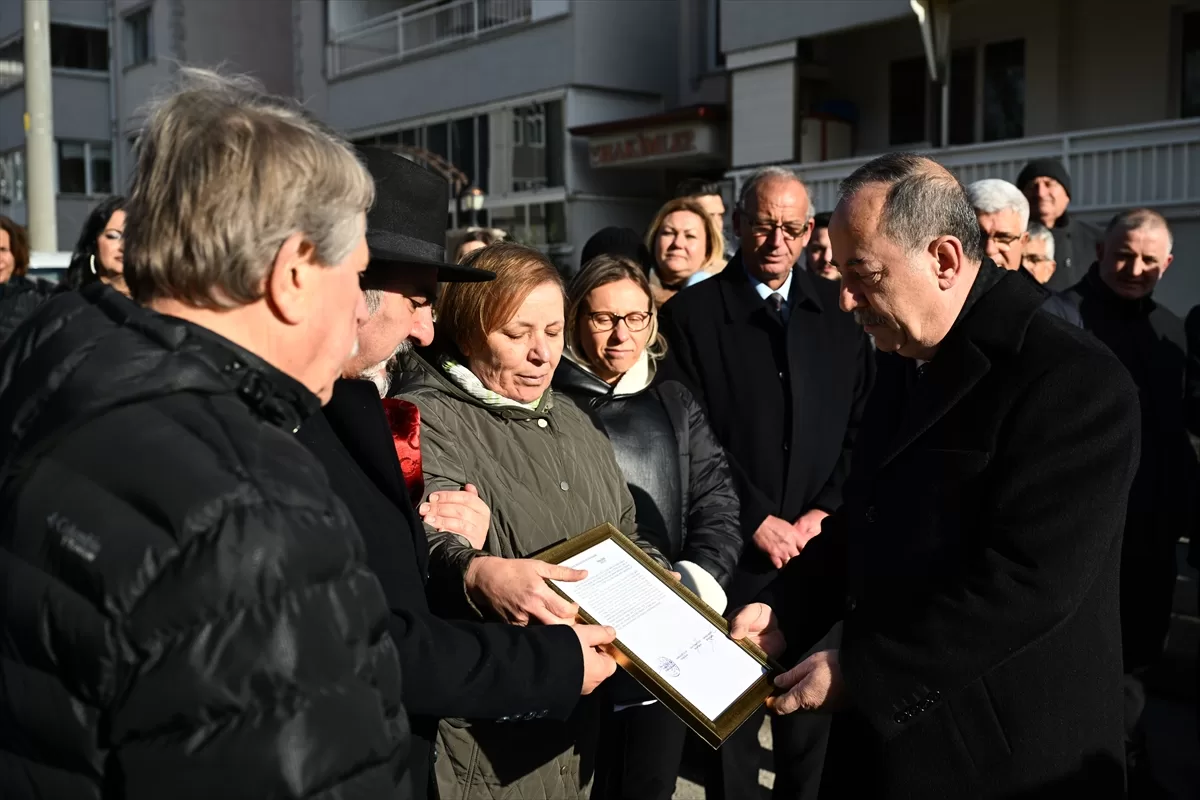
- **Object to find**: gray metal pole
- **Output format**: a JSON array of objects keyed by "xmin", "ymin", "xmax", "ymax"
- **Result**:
[{"xmin": 24, "ymin": 0, "xmax": 57, "ymax": 250}]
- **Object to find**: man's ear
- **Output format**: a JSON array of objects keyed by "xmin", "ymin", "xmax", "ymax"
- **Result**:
[
  {"xmin": 930, "ymin": 235, "xmax": 967, "ymax": 290},
  {"xmin": 266, "ymin": 232, "xmax": 318, "ymax": 326}
]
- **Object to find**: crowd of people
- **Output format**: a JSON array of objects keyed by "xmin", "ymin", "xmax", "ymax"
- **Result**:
[{"xmin": 0, "ymin": 67, "xmax": 1196, "ymax": 800}]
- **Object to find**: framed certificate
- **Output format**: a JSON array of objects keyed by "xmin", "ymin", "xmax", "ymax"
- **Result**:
[{"xmin": 534, "ymin": 524, "xmax": 782, "ymax": 748}]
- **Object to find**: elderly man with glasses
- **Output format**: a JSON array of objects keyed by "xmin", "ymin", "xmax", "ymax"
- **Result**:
[
  {"xmin": 967, "ymin": 178, "xmax": 1082, "ymax": 326},
  {"xmin": 659, "ymin": 166, "xmax": 875, "ymax": 800}
]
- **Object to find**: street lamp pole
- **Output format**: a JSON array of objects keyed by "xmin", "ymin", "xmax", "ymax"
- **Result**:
[{"xmin": 24, "ymin": 0, "xmax": 57, "ymax": 250}]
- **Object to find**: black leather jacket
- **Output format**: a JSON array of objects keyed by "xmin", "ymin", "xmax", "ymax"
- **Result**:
[{"xmin": 553, "ymin": 357, "xmax": 743, "ymax": 586}]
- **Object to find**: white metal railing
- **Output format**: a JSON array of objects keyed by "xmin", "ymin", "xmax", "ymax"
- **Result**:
[
  {"xmin": 729, "ymin": 119, "xmax": 1200, "ymax": 216},
  {"xmin": 328, "ymin": 0, "xmax": 533, "ymax": 79}
]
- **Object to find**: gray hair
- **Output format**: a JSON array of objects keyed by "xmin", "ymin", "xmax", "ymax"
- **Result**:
[
  {"xmin": 1026, "ymin": 222, "xmax": 1056, "ymax": 260},
  {"xmin": 966, "ymin": 179, "xmax": 1030, "ymax": 231},
  {"xmin": 1105, "ymin": 208, "xmax": 1173, "ymax": 254},
  {"xmin": 838, "ymin": 152, "xmax": 984, "ymax": 264},
  {"xmin": 364, "ymin": 288, "xmax": 384, "ymax": 315},
  {"xmin": 737, "ymin": 166, "xmax": 812, "ymax": 220},
  {"xmin": 124, "ymin": 67, "xmax": 374, "ymax": 308}
]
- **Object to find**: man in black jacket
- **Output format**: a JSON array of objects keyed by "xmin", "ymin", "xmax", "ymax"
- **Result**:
[
  {"xmin": 1061, "ymin": 208, "xmax": 1195, "ymax": 793},
  {"xmin": 732, "ymin": 153, "xmax": 1138, "ymax": 799},
  {"xmin": 659, "ymin": 166, "xmax": 875, "ymax": 800},
  {"xmin": 1017, "ymin": 158, "xmax": 1103, "ymax": 291},
  {"xmin": 0, "ymin": 70, "xmax": 408, "ymax": 798},
  {"xmin": 296, "ymin": 148, "xmax": 618, "ymax": 800}
]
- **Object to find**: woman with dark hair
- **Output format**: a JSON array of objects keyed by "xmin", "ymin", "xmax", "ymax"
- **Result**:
[
  {"xmin": 0, "ymin": 215, "xmax": 51, "ymax": 343},
  {"xmin": 452, "ymin": 226, "xmax": 506, "ymax": 263},
  {"xmin": 0, "ymin": 215, "xmax": 30, "ymax": 285},
  {"xmin": 553, "ymin": 253, "xmax": 743, "ymax": 800},
  {"xmin": 66, "ymin": 196, "xmax": 127, "ymax": 294}
]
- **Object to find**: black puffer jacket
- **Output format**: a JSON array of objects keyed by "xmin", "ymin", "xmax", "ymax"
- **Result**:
[
  {"xmin": 0, "ymin": 274, "xmax": 57, "ymax": 344},
  {"xmin": 0, "ymin": 286, "xmax": 409, "ymax": 799},
  {"xmin": 553, "ymin": 357, "xmax": 743, "ymax": 592}
]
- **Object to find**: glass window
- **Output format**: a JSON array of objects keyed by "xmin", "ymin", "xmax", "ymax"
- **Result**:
[
  {"xmin": 124, "ymin": 8, "xmax": 153, "ymax": 68},
  {"xmin": 426, "ymin": 123, "xmax": 448, "ymax": 161},
  {"xmin": 0, "ymin": 38, "xmax": 22, "ymax": 90},
  {"xmin": 1183, "ymin": 11, "xmax": 1200, "ymax": 118},
  {"xmin": 58, "ymin": 142, "xmax": 87, "ymax": 194},
  {"xmin": 0, "ymin": 149, "xmax": 26, "ymax": 205},
  {"xmin": 51, "ymin": 25, "xmax": 109, "ymax": 70},
  {"xmin": 982, "ymin": 40, "xmax": 1025, "ymax": 141},
  {"xmin": 91, "ymin": 143, "xmax": 113, "ymax": 195},
  {"xmin": 889, "ymin": 57, "xmax": 928, "ymax": 146},
  {"xmin": 477, "ymin": 114, "xmax": 490, "ymax": 194},
  {"xmin": 377, "ymin": 132, "xmax": 400, "ymax": 146},
  {"xmin": 451, "ymin": 117, "xmax": 476, "ymax": 184},
  {"xmin": 400, "ymin": 128, "xmax": 418, "ymax": 147}
]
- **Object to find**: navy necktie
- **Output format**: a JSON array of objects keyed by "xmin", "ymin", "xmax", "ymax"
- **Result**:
[{"xmin": 768, "ymin": 292, "xmax": 785, "ymax": 315}]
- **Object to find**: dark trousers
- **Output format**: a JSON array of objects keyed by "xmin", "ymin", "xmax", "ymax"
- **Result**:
[
  {"xmin": 592, "ymin": 702, "xmax": 688, "ymax": 800},
  {"xmin": 702, "ymin": 707, "xmax": 829, "ymax": 800}
]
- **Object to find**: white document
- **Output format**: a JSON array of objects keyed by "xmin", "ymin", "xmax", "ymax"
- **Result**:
[{"xmin": 551, "ymin": 538, "xmax": 767, "ymax": 721}]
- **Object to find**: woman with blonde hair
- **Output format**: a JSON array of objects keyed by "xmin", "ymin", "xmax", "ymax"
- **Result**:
[
  {"xmin": 393, "ymin": 241, "xmax": 668, "ymax": 799},
  {"xmin": 644, "ymin": 196, "xmax": 725, "ymax": 306},
  {"xmin": 553, "ymin": 253, "xmax": 742, "ymax": 800}
]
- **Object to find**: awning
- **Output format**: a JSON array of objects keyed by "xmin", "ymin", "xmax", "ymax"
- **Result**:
[{"xmin": 569, "ymin": 105, "xmax": 727, "ymax": 169}]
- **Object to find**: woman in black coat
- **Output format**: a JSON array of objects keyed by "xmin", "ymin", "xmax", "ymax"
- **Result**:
[{"xmin": 553, "ymin": 253, "xmax": 743, "ymax": 800}]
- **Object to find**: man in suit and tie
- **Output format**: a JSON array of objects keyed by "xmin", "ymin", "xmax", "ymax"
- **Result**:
[
  {"xmin": 731, "ymin": 153, "xmax": 1139, "ymax": 798},
  {"xmin": 296, "ymin": 148, "xmax": 618, "ymax": 799},
  {"xmin": 659, "ymin": 166, "xmax": 875, "ymax": 800}
]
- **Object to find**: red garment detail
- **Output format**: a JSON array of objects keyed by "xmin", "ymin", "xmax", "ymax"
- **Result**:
[{"xmin": 380, "ymin": 397, "xmax": 424, "ymax": 504}]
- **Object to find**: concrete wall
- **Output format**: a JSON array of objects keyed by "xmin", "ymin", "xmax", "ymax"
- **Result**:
[
  {"xmin": 1154, "ymin": 216, "xmax": 1200, "ymax": 318},
  {"xmin": 181, "ymin": 0, "xmax": 293, "ymax": 96},
  {"xmin": 323, "ymin": 14, "xmax": 574, "ymax": 132},
  {"xmin": 571, "ymin": 0, "xmax": 678, "ymax": 106},
  {"xmin": 721, "ymin": 0, "xmax": 909, "ymax": 53},
  {"xmin": 567, "ymin": 195, "xmax": 661, "ymax": 274}
]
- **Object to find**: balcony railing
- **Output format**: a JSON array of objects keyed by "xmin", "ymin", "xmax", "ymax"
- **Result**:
[
  {"xmin": 729, "ymin": 119, "xmax": 1200, "ymax": 216},
  {"xmin": 328, "ymin": 0, "xmax": 534, "ymax": 79}
]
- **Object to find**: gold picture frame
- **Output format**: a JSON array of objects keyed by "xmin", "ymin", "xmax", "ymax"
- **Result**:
[{"xmin": 533, "ymin": 524, "xmax": 782, "ymax": 748}]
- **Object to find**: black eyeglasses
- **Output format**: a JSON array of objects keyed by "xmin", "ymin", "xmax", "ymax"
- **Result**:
[{"xmin": 586, "ymin": 310, "xmax": 653, "ymax": 332}]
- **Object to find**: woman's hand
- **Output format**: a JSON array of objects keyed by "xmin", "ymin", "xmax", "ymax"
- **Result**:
[
  {"xmin": 464, "ymin": 556, "xmax": 588, "ymax": 625},
  {"xmin": 420, "ymin": 484, "xmax": 490, "ymax": 550}
]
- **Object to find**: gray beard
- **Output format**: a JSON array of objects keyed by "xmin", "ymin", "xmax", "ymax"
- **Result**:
[{"xmin": 357, "ymin": 339, "xmax": 412, "ymax": 398}]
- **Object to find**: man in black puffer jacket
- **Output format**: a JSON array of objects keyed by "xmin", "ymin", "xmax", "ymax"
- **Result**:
[{"xmin": 0, "ymin": 69, "xmax": 408, "ymax": 799}]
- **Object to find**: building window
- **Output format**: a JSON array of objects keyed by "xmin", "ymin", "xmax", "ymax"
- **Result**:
[
  {"xmin": 0, "ymin": 38, "xmax": 21, "ymax": 91},
  {"xmin": 51, "ymin": 25, "xmax": 109, "ymax": 71},
  {"xmin": 889, "ymin": 56, "xmax": 929, "ymax": 146},
  {"xmin": 982, "ymin": 40, "xmax": 1025, "ymax": 141},
  {"xmin": 124, "ymin": 7, "xmax": 153, "ymax": 68},
  {"xmin": 1183, "ymin": 11, "xmax": 1200, "ymax": 118},
  {"xmin": 57, "ymin": 141, "xmax": 113, "ymax": 196},
  {"xmin": 0, "ymin": 149, "xmax": 25, "ymax": 206}
]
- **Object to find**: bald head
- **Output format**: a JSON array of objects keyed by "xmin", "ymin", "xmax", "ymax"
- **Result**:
[
  {"xmin": 1098, "ymin": 207, "xmax": 1174, "ymax": 300},
  {"xmin": 829, "ymin": 153, "xmax": 985, "ymax": 360},
  {"xmin": 734, "ymin": 167, "xmax": 813, "ymax": 289}
]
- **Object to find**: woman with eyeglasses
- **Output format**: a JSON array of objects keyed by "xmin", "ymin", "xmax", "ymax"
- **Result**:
[
  {"xmin": 645, "ymin": 197, "xmax": 726, "ymax": 307},
  {"xmin": 66, "ymin": 196, "xmax": 128, "ymax": 295},
  {"xmin": 553, "ymin": 254, "xmax": 743, "ymax": 800}
]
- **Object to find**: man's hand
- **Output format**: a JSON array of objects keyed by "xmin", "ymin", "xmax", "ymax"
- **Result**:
[
  {"xmin": 791, "ymin": 508, "xmax": 829, "ymax": 551},
  {"xmin": 573, "ymin": 624, "xmax": 618, "ymax": 695},
  {"xmin": 728, "ymin": 602, "xmax": 787, "ymax": 659},
  {"xmin": 420, "ymin": 484, "xmax": 490, "ymax": 550},
  {"xmin": 770, "ymin": 649, "xmax": 846, "ymax": 714},
  {"xmin": 753, "ymin": 515, "xmax": 806, "ymax": 569},
  {"xmin": 464, "ymin": 556, "xmax": 585, "ymax": 626}
]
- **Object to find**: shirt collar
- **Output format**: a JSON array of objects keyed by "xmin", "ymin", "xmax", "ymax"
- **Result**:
[{"xmin": 746, "ymin": 265, "xmax": 794, "ymax": 304}]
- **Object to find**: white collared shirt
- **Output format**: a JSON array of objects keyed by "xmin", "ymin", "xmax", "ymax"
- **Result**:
[{"xmin": 747, "ymin": 267, "xmax": 794, "ymax": 320}]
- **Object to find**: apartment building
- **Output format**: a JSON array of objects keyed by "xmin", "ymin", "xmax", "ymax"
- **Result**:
[
  {"xmin": 720, "ymin": 0, "xmax": 1200, "ymax": 314},
  {"xmin": 301, "ymin": 0, "xmax": 729, "ymax": 272},
  {"xmin": 0, "ymin": 0, "xmax": 293, "ymax": 250}
]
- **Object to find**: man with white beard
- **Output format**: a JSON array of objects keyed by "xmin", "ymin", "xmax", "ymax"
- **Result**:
[{"xmin": 295, "ymin": 148, "xmax": 620, "ymax": 800}]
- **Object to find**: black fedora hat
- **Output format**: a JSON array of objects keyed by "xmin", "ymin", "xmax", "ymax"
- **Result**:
[{"xmin": 356, "ymin": 146, "xmax": 494, "ymax": 284}]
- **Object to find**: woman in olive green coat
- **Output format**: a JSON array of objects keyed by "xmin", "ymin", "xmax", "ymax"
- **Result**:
[{"xmin": 394, "ymin": 242, "xmax": 668, "ymax": 800}]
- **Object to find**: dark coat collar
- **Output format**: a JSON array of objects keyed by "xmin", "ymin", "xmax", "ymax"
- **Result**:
[
  {"xmin": 1069, "ymin": 263, "xmax": 1158, "ymax": 318},
  {"xmin": 715, "ymin": 250, "xmax": 825, "ymax": 324},
  {"xmin": 877, "ymin": 261, "xmax": 1041, "ymax": 467}
]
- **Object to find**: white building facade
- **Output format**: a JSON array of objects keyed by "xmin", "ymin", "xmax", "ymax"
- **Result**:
[{"xmin": 721, "ymin": 0, "xmax": 1200, "ymax": 315}]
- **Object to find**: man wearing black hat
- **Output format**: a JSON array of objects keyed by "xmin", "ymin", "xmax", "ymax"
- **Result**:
[
  {"xmin": 1016, "ymin": 158, "xmax": 1103, "ymax": 291},
  {"xmin": 295, "ymin": 148, "xmax": 619, "ymax": 800}
]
